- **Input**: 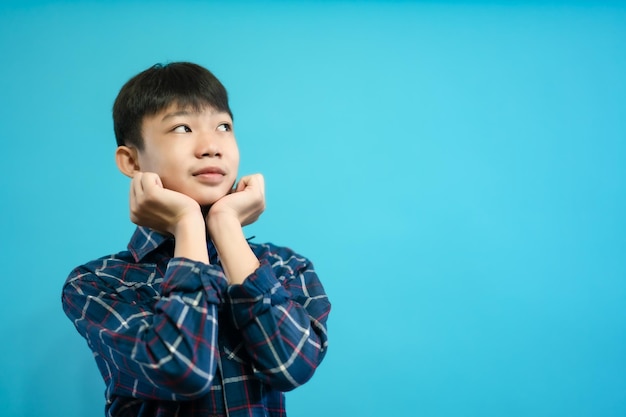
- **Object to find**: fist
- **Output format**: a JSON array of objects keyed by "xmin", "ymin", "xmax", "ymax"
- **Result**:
[
  {"xmin": 208, "ymin": 173, "xmax": 265, "ymax": 226},
  {"xmin": 129, "ymin": 172, "xmax": 201, "ymax": 235}
]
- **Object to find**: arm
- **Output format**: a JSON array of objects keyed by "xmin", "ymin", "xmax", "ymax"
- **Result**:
[
  {"xmin": 207, "ymin": 174, "xmax": 331, "ymax": 391},
  {"xmin": 62, "ymin": 172, "xmax": 224, "ymax": 400},
  {"xmin": 227, "ymin": 247, "xmax": 331, "ymax": 391},
  {"xmin": 129, "ymin": 171, "xmax": 209, "ymax": 263},
  {"xmin": 62, "ymin": 256, "xmax": 227, "ymax": 400}
]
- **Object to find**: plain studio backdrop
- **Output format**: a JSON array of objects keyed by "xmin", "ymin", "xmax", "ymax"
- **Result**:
[{"xmin": 0, "ymin": 1, "xmax": 624, "ymax": 416}]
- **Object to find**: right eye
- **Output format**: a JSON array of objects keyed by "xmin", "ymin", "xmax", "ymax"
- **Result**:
[{"xmin": 173, "ymin": 125, "xmax": 192, "ymax": 133}]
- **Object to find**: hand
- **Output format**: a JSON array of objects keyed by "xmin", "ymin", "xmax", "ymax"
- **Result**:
[
  {"xmin": 207, "ymin": 173, "xmax": 266, "ymax": 227},
  {"xmin": 129, "ymin": 172, "xmax": 202, "ymax": 236},
  {"xmin": 206, "ymin": 174, "xmax": 265, "ymax": 283}
]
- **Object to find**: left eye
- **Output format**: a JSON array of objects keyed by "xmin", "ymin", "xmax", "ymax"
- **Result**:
[
  {"xmin": 173, "ymin": 125, "xmax": 192, "ymax": 133},
  {"xmin": 217, "ymin": 123, "xmax": 231, "ymax": 132}
]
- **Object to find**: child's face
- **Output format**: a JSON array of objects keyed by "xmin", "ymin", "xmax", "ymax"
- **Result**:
[{"xmin": 136, "ymin": 104, "xmax": 240, "ymax": 207}]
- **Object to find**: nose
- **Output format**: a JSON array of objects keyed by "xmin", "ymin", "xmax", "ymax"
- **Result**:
[{"xmin": 196, "ymin": 132, "xmax": 221, "ymax": 158}]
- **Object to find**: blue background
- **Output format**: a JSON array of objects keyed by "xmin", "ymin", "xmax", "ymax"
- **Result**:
[{"xmin": 1, "ymin": 1, "xmax": 625, "ymax": 416}]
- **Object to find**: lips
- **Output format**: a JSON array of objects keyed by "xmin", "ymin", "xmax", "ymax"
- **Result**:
[
  {"xmin": 192, "ymin": 166, "xmax": 227, "ymax": 186},
  {"xmin": 193, "ymin": 166, "xmax": 226, "ymax": 176}
]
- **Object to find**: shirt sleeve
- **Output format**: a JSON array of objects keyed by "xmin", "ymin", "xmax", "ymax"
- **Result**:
[
  {"xmin": 62, "ymin": 257, "xmax": 228, "ymax": 401},
  {"xmin": 226, "ymin": 246, "xmax": 331, "ymax": 391}
]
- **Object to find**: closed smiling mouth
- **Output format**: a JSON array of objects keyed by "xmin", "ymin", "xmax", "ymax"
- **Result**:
[{"xmin": 193, "ymin": 167, "xmax": 226, "ymax": 176}]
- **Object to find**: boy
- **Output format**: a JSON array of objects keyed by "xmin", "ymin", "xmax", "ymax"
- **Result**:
[{"xmin": 62, "ymin": 62, "xmax": 331, "ymax": 417}]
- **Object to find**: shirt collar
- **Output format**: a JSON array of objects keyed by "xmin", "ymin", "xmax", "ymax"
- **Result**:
[
  {"xmin": 128, "ymin": 226, "xmax": 171, "ymax": 262},
  {"xmin": 127, "ymin": 226, "xmax": 220, "ymax": 263}
]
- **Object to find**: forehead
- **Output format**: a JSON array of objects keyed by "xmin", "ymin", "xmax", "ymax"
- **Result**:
[{"xmin": 155, "ymin": 103, "xmax": 230, "ymax": 122}]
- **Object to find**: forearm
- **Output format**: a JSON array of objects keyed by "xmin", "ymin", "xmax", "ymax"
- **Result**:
[
  {"xmin": 62, "ymin": 258, "xmax": 228, "ymax": 400},
  {"xmin": 227, "ymin": 258, "xmax": 331, "ymax": 391},
  {"xmin": 173, "ymin": 213, "xmax": 209, "ymax": 264},
  {"xmin": 240, "ymin": 300, "xmax": 328, "ymax": 390},
  {"xmin": 207, "ymin": 213, "xmax": 260, "ymax": 284}
]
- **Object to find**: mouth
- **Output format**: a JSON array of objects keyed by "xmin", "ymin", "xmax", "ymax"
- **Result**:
[
  {"xmin": 193, "ymin": 166, "xmax": 226, "ymax": 176},
  {"xmin": 192, "ymin": 166, "xmax": 227, "ymax": 185}
]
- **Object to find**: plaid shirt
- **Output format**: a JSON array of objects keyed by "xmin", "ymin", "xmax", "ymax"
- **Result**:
[{"xmin": 62, "ymin": 226, "xmax": 331, "ymax": 417}]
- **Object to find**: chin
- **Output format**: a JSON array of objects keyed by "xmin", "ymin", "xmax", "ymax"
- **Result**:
[{"xmin": 195, "ymin": 193, "xmax": 228, "ymax": 208}]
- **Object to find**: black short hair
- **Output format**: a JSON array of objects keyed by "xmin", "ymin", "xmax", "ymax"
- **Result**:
[{"xmin": 113, "ymin": 62, "xmax": 232, "ymax": 149}]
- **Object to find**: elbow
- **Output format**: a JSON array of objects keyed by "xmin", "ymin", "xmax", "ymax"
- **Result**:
[
  {"xmin": 263, "ymin": 344, "xmax": 328, "ymax": 392},
  {"xmin": 148, "ymin": 350, "xmax": 219, "ymax": 400},
  {"xmin": 270, "ymin": 366, "xmax": 316, "ymax": 392},
  {"xmin": 157, "ymin": 368, "xmax": 217, "ymax": 400}
]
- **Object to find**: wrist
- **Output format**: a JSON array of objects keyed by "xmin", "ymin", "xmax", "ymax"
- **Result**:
[
  {"xmin": 207, "ymin": 210, "xmax": 240, "ymax": 236},
  {"xmin": 207, "ymin": 213, "xmax": 259, "ymax": 285},
  {"xmin": 172, "ymin": 213, "xmax": 209, "ymax": 264}
]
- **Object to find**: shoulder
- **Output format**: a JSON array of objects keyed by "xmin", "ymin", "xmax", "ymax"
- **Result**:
[
  {"xmin": 249, "ymin": 241, "xmax": 316, "ymax": 277},
  {"xmin": 64, "ymin": 249, "xmax": 147, "ymax": 287},
  {"xmin": 63, "ymin": 249, "xmax": 162, "ymax": 304},
  {"xmin": 250, "ymin": 241, "xmax": 310, "ymax": 264},
  {"xmin": 248, "ymin": 241, "xmax": 328, "ymax": 301}
]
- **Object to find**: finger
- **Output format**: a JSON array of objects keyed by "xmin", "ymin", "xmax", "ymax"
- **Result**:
[
  {"xmin": 237, "ymin": 174, "xmax": 262, "ymax": 191},
  {"xmin": 131, "ymin": 172, "xmax": 144, "ymax": 200},
  {"xmin": 235, "ymin": 177, "xmax": 247, "ymax": 192},
  {"xmin": 245, "ymin": 173, "xmax": 265, "ymax": 198},
  {"xmin": 153, "ymin": 174, "xmax": 163, "ymax": 188},
  {"xmin": 255, "ymin": 174, "xmax": 265, "ymax": 196},
  {"xmin": 129, "ymin": 173, "xmax": 144, "ymax": 222},
  {"xmin": 140, "ymin": 172, "xmax": 163, "ymax": 196},
  {"xmin": 233, "ymin": 174, "xmax": 253, "ymax": 192}
]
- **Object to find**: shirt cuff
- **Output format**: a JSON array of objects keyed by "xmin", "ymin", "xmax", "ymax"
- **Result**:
[
  {"xmin": 226, "ymin": 260, "xmax": 291, "ymax": 328},
  {"xmin": 162, "ymin": 257, "xmax": 229, "ymax": 304}
]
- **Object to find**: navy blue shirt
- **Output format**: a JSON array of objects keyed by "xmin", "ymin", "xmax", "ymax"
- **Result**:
[{"xmin": 62, "ymin": 226, "xmax": 330, "ymax": 417}]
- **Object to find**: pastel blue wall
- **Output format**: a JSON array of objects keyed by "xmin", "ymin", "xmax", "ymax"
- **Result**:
[{"xmin": 1, "ymin": 1, "xmax": 624, "ymax": 416}]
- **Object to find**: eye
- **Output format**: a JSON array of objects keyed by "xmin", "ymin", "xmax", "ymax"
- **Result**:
[
  {"xmin": 217, "ymin": 123, "xmax": 232, "ymax": 132},
  {"xmin": 173, "ymin": 125, "xmax": 192, "ymax": 133}
]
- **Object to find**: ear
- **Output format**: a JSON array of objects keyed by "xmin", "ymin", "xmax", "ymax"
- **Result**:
[{"xmin": 115, "ymin": 146, "xmax": 141, "ymax": 178}]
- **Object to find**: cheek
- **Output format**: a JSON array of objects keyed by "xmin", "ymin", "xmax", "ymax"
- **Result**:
[
  {"xmin": 136, "ymin": 148, "xmax": 161, "ymax": 173},
  {"xmin": 230, "ymin": 145, "xmax": 241, "ymax": 169},
  {"xmin": 138, "ymin": 156, "xmax": 179, "ymax": 187}
]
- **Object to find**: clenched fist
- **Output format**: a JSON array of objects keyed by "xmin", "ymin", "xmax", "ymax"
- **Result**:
[
  {"xmin": 207, "ymin": 173, "xmax": 266, "ymax": 227},
  {"xmin": 129, "ymin": 172, "xmax": 202, "ymax": 236}
]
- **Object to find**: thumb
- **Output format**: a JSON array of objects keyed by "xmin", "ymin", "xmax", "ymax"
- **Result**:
[{"xmin": 235, "ymin": 177, "xmax": 248, "ymax": 192}]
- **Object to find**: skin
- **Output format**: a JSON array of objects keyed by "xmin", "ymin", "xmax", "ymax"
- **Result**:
[{"xmin": 115, "ymin": 104, "xmax": 265, "ymax": 285}]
